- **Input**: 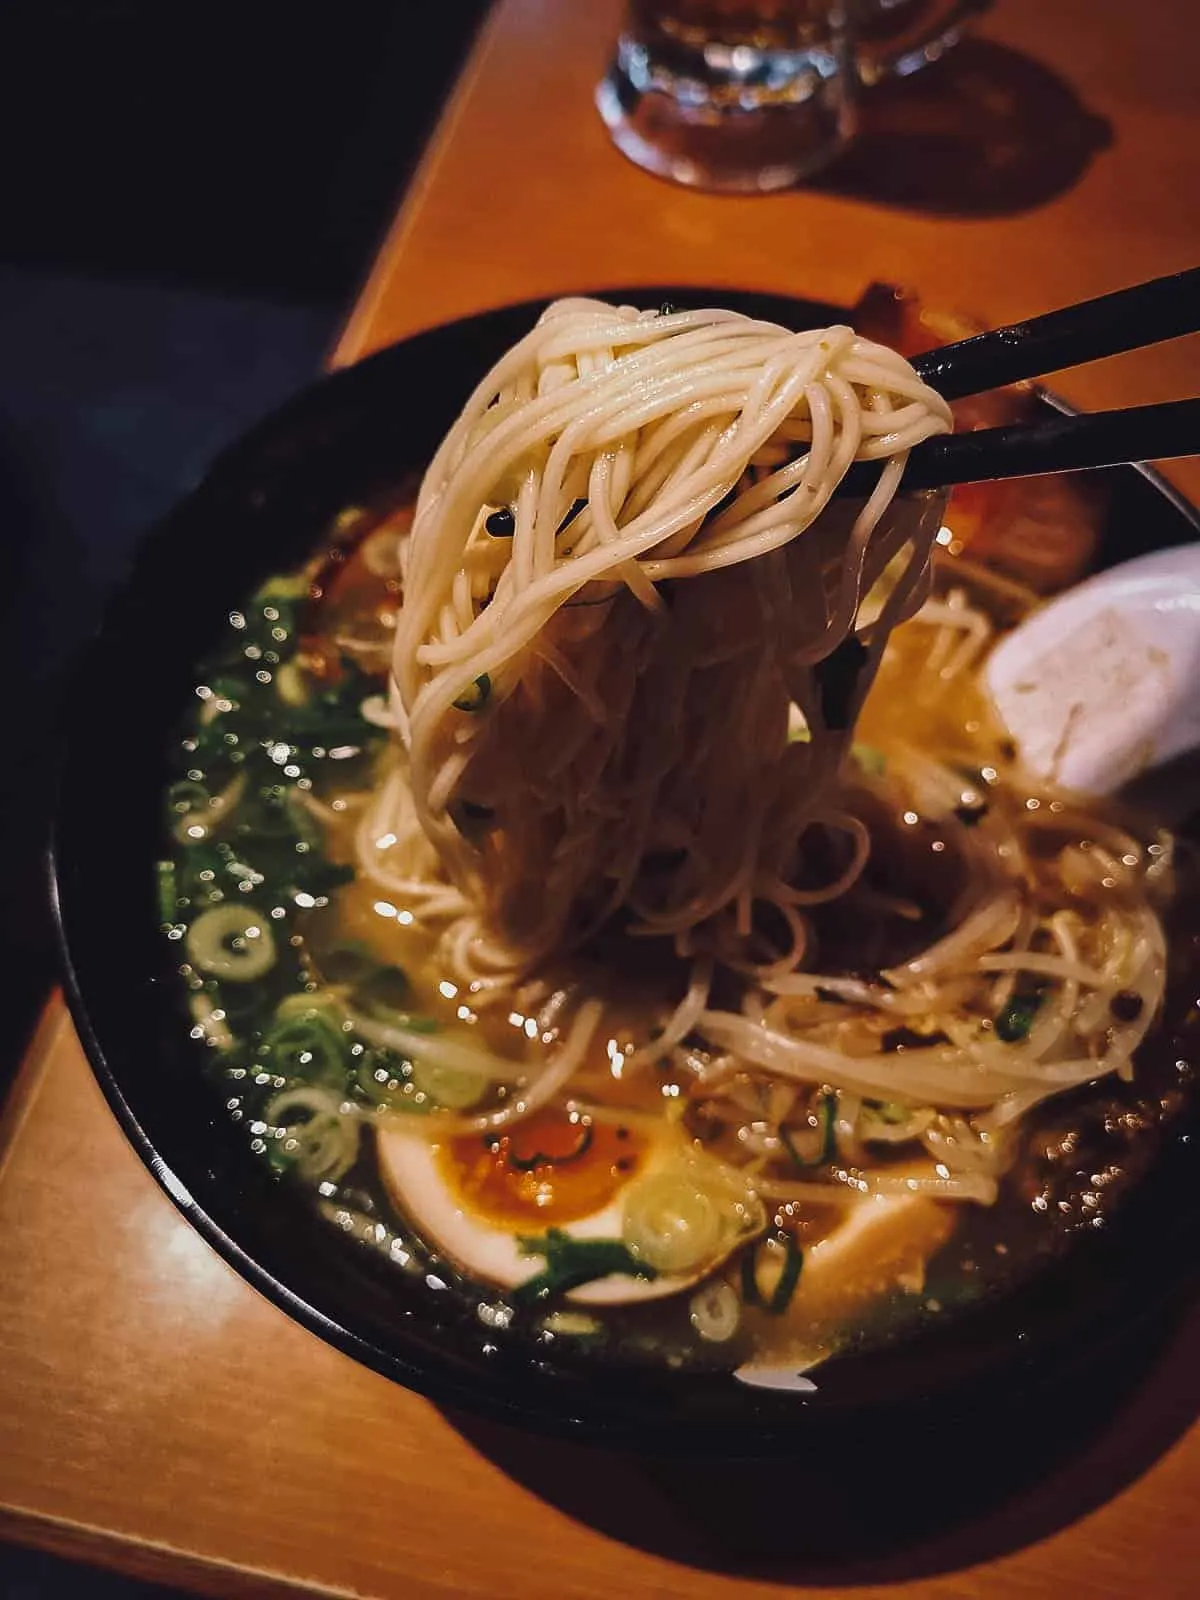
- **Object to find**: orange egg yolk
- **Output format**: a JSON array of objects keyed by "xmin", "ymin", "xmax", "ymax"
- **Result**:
[{"xmin": 436, "ymin": 1109, "xmax": 649, "ymax": 1228}]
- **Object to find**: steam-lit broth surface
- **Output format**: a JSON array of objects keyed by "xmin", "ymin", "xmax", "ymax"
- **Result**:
[{"xmin": 159, "ymin": 500, "xmax": 1198, "ymax": 1379}]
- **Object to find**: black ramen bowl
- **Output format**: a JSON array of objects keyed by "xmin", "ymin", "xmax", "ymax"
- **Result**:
[{"xmin": 51, "ymin": 288, "xmax": 1200, "ymax": 1454}]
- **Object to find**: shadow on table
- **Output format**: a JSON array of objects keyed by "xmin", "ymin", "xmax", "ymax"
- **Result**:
[
  {"xmin": 814, "ymin": 37, "xmax": 1112, "ymax": 218},
  {"xmin": 444, "ymin": 1292, "xmax": 1200, "ymax": 1586}
]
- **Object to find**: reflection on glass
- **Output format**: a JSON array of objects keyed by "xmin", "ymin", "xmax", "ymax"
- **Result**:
[{"xmin": 597, "ymin": 0, "xmax": 857, "ymax": 193}]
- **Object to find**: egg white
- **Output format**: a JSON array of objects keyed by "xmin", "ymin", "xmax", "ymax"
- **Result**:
[{"xmin": 376, "ymin": 1127, "xmax": 707, "ymax": 1305}]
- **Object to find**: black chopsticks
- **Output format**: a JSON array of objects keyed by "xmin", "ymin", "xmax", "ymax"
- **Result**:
[
  {"xmin": 906, "ymin": 398, "xmax": 1200, "ymax": 492},
  {"xmin": 830, "ymin": 269, "xmax": 1200, "ymax": 495},
  {"xmin": 837, "ymin": 398, "xmax": 1200, "ymax": 498},
  {"xmin": 912, "ymin": 266, "xmax": 1200, "ymax": 402}
]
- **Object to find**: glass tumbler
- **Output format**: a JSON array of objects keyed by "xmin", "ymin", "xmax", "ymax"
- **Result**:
[
  {"xmin": 596, "ymin": 0, "xmax": 990, "ymax": 192},
  {"xmin": 596, "ymin": 1, "xmax": 857, "ymax": 193}
]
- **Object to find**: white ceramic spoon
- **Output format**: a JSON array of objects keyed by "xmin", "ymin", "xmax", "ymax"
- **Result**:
[{"xmin": 985, "ymin": 541, "xmax": 1200, "ymax": 797}]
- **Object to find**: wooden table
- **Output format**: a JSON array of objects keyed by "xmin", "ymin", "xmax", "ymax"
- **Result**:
[{"xmin": 4, "ymin": 2, "xmax": 1200, "ymax": 1595}]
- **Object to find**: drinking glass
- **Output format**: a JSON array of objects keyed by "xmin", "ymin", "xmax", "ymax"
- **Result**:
[{"xmin": 596, "ymin": 0, "xmax": 989, "ymax": 192}]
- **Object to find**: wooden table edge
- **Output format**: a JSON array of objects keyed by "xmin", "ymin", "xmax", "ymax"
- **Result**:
[
  {"xmin": 0, "ymin": 1504, "xmax": 360, "ymax": 1600},
  {"xmin": 0, "ymin": 997, "xmax": 68, "ymax": 1191}
]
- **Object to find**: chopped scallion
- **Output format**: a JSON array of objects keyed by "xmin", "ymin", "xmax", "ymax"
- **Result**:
[
  {"xmin": 514, "ymin": 1228, "xmax": 655, "ymax": 1304},
  {"xmin": 995, "ymin": 989, "xmax": 1043, "ymax": 1042},
  {"xmin": 452, "ymin": 674, "xmax": 492, "ymax": 712},
  {"xmin": 740, "ymin": 1231, "xmax": 803, "ymax": 1314},
  {"xmin": 779, "ymin": 1092, "xmax": 837, "ymax": 1170}
]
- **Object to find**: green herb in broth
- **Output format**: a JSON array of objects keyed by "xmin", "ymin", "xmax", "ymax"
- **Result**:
[
  {"xmin": 159, "ymin": 531, "xmax": 741, "ymax": 1375},
  {"xmin": 165, "ymin": 565, "xmax": 396, "ymax": 1127},
  {"xmin": 995, "ymin": 987, "xmax": 1045, "ymax": 1043},
  {"xmin": 741, "ymin": 1232, "xmax": 804, "ymax": 1315},
  {"xmin": 514, "ymin": 1229, "xmax": 656, "ymax": 1305},
  {"xmin": 779, "ymin": 1092, "xmax": 837, "ymax": 1170},
  {"xmin": 452, "ymin": 672, "xmax": 492, "ymax": 712}
]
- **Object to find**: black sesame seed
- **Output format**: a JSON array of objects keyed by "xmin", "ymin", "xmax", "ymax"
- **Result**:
[
  {"xmin": 616, "ymin": 1157, "xmax": 633, "ymax": 1173},
  {"xmin": 485, "ymin": 507, "xmax": 515, "ymax": 537},
  {"xmin": 658, "ymin": 302, "xmax": 677, "ymax": 317},
  {"xmin": 615, "ymin": 1126, "xmax": 630, "ymax": 1141}
]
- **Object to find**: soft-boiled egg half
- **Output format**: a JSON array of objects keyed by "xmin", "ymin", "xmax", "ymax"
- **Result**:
[{"xmin": 377, "ymin": 1107, "xmax": 761, "ymax": 1304}]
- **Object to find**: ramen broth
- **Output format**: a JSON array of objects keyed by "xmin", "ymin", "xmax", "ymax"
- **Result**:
[{"xmin": 160, "ymin": 507, "xmax": 1196, "ymax": 1376}]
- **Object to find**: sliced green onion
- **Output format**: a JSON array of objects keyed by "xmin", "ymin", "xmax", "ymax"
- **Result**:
[
  {"xmin": 312, "ymin": 949, "xmax": 427, "ymax": 1028},
  {"xmin": 779, "ymin": 1092, "xmax": 837, "ymax": 1170},
  {"xmin": 244, "ymin": 783, "xmax": 310, "ymax": 842},
  {"xmin": 409, "ymin": 1059, "xmax": 489, "ymax": 1110},
  {"xmin": 622, "ymin": 1148, "xmax": 764, "ymax": 1276},
  {"xmin": 867, "ymin": 1098, "xmax": 909, "ymax": 1125},
  {"xmin": 354, "ymin": 1049, "xmax": 412, "ymax": 1108},
  {"xmin": 542, "ymin": 1309, "xmax": 601, "ymax": 1338},
  {"xmin": 995, "ymin": 989, "xmax": 1043, "ymax": 1042},
  {"xmin": 741, "ymin": 1231, "xmax": 803, "ymax": 1315},
  {"xmin": 156, "ymin": 860, "xmax": 179, "ymax": 924},
  {"xmin": 259, "ymin": 1007, "xmax": 349, "ymax": 1086},
  {"xmin": 452, "ymin": 673, "xmax": 491, "ymax": 712},
  {"xmin": 275, "ymin": 661, "xmax": 310, "ymax": 708},
  {"xmin": 170, "ymin": 773, "xmax": 247, "ymax": 845},
  {"xmin": 624, "ymin": 1171, "xmax": 725, "ymax": 1274},
  {"xmin": 204, "ymin": 673, "xmax": 247, "ymax": 710},
  {"xmin": 333, "ymin": 505, "xmax": 370, "ymax": 536},
  {"xmin": 851, "ymin": 742, "xmax": 887, "ymax": 778},
  {"xmin": 185, "ymin": 904, "xmax": 277, "ymax": 981},
  {"xmin": 274, "ymin": 990, "xmax": 345, "ymax": 1025},
  {"xmin": 350, "ymin": 1014, "xmax": 511, "ymax": 1081},
  {"xmin": 689, "ymin": 1280, "xmax": 740, "ymax": 1342},
  {"xmin": 514, "ymin": 1228, "xmax": 655, "ymax": 1304},
  {"xmin": 352, "ymin": 964, "xmax": 413, "ymax": 1020},
  {"xmin": 317, "ymin": 943, "xmax": 382, "ymax": 987},
  {"xmin": 168, "ymin": 779, "xmax": 209, "ymax": 816},
  {"xmin": 860, "ymin": 1101, "xmax": 936, "ymax": 1144},
  {"xmin": 188, "ymin": 992, "xmax": 234, "ymax": 1052},
  {"xmin": 254, "ymin": 574, "xmax": 310, "ymax": 603},
  {"xmin": 264, "ymin": 1085, "xmax": 359, "ymax": 1182}
]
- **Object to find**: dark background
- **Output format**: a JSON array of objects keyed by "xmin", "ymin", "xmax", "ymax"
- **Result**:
[
  {"xmin": 0, "ymin": 1, "xmax": 488, "ymax": 1106},
  {"xmin": 0, "ymin": 0, "xmax": 488, "ymax": 300},
  {"xmin": 0, "ymin": 11, "xmax": 490, "ymax": 1588}
]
